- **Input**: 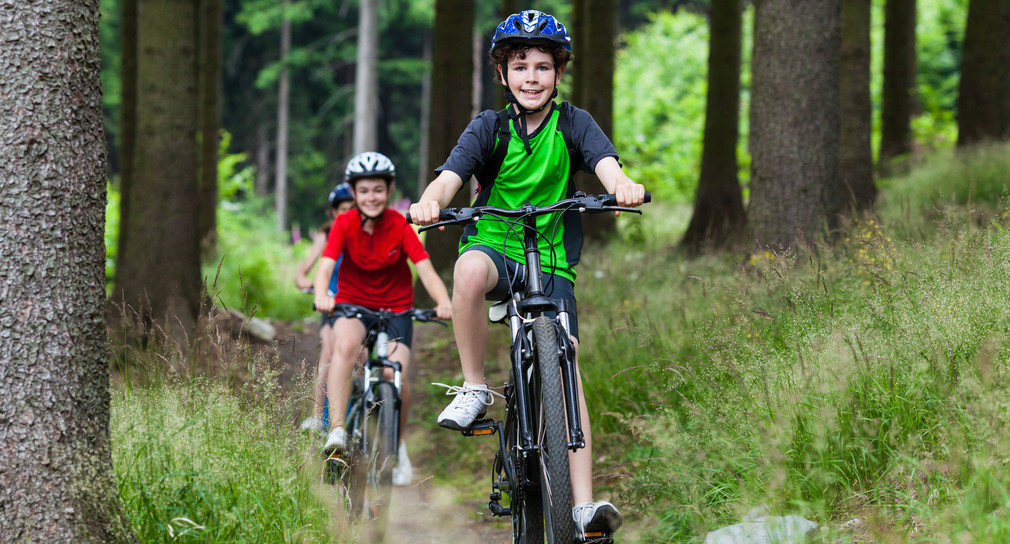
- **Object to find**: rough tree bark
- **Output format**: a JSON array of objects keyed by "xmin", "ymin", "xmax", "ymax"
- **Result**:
[
  {"xmin": 681, "ymin": 0, "xmax": 746, "ymax": 253},
  {"xmin": 353, "ymin": 0, "xmax": 379, "ymax": 153},
  {"xmin": 572, "ymin": 0, "xmax": 618, "ymax": 239},
  {"xmin": 878, "ymin": 0, "xmax": 917, "ymax": 171},
  {"xmin": 116, "ymin": 0, "xmax": 138, "ymax": 271},
  {"xmin": 956, "ymin": 0, "xmax": 1010, "ymax": 147},
  {"xmin": 113, "ymin": 0, "xmax": 202, "ymax": 337},
  {"xmin": 839, "ymin": 0, "xmax": 876, "ymax": 212},
  {"xmin": 420, "ymin": 0, "xmax": 475, "ymax": 302},
  {"xmin": 748, "ymin": 0, "xmax": 842, "ymax": 249},
  {"xmin": 0, "ymin": 1, "xmax": 136, "ymax": 540},
  {"xmin": 198, "ymin": 0, "xmax": 222, "ymax": 258},
  {"xmin": 275, "ymin": 0, "xmax": 291, "ymax": 231}
]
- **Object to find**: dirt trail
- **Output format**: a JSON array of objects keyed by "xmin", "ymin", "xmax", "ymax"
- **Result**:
[{"xmin": 264, "ymin": 318, "xmax": 513, "ymax": 543}]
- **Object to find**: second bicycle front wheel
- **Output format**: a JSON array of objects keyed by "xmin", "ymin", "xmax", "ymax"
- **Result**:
[
  {"xmin": 532, "ymin": 316, "xmax": 576, "ymax": 543},
  {"xmin": 362, "ymin": 380, "xmax": 398, "ymax": 536}
]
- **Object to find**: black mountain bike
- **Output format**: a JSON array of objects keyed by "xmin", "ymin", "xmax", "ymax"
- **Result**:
[
  {"xmin": 415, "ymin": 192, "xmax": 648, "ymax": 544},
  {"xmin": 322, "ymin": 303, "xmax": 444, "ymax": 532}
]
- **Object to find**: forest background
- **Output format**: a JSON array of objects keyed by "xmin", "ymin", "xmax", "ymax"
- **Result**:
[{"xmin": 7, "ymin": 0, "xmax": 1010, "ymax": 542}]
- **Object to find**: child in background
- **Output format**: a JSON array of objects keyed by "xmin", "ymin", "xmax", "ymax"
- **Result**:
[
  {"xmin": 297, "ymin": 182, "xmax": 355, "ymax": 435},
  {"xmin": 314, "ymin": 152, "xmax": 452, "ymax": 487}
]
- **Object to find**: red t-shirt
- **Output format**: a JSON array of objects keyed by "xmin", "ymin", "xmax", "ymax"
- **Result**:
[{"xmin": 321, "ymin": 208, "xmax": 429, "ymax": 311}]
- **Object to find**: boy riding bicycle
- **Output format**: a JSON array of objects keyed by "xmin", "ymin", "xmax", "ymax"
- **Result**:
[
  {"xmin": 408, "ymin": 9, "xmax": 645, "ymax": 539},
  {"xmin": 296, "ymin": 182, "xmax": 354, "ymax": 436},
  {"xmin": 314, "ymin": 151, "xmax": 452, "ymax": 487}
]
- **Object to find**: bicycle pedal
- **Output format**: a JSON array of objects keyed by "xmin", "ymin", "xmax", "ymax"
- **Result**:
[
  {"xmin": 461, "ymin": 418, "xmax": 497, "ymax": 437},
  {"xmin": 579, "ymin": 535, "xmax": 613, "ymax": 544}
]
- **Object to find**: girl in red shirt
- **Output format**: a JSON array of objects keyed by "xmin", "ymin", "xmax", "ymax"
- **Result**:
[{"xmin": 313, "ymin": 152, "xmax": 451, "ymax": 487}]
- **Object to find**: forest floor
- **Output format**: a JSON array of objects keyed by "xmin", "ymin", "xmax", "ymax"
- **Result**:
[{"xmin": 258, "ymin": 316, "xmax": 513, "ymax": 543}]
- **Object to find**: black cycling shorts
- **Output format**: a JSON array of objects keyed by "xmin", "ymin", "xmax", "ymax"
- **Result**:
[{"xmin": 464, "ymin": 244, "xmax": 579, "ymax": 340}]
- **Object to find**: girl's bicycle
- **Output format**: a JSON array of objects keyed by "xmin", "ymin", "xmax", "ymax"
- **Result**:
[
  {"xmin": 321, "ymin": 303, "xmax": 444, "ymax": 533},
  {"xmin": 414, "ymin": 192, "xmax": 648, "ymax": 544}
]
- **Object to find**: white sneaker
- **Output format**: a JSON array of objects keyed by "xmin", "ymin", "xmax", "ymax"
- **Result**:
[
  {"xmin": 573, "ymin": 501, "xmax": 622, "ymax": 539},
  {"xmin": 434, "ymin": 382, "xmax": 493, "ymax": 431},
  {"xmin": 299, "ymin": 415, "xmax": 322, "ymax": 434},
  {"xmin": 323, "ymin": 427, "xmax": 345, "ymax": 454},
  {"xmin": 392, "ymin": 442, "xmax": 412, "ymax": 486}
]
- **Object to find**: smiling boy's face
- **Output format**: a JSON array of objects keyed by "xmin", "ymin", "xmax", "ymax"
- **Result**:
[{"xmin": 502, "ymin": 47, "xmax": 564, "ymax": 112}]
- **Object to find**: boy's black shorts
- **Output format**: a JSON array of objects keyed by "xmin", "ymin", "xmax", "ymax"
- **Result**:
[{"xmin": 464, "ymin": 244, "xmax": 579, "ymax": 341}]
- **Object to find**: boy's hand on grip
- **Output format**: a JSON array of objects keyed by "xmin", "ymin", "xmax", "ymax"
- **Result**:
[
  {"xmin": 615, "ymin": 182, "xmax": 646, "ymax": 208},
  {"xmin": 408, "ymin": 200, "xmax": 443, "ymax": 227}
]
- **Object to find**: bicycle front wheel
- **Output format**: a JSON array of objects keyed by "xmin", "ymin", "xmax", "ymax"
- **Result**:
[
  {"xmin": 532, "ymin": 316, "xmax": 575, "ymax": 543},
  {"xmin": 362, "ymin": 381, "xmax": 398, "ymax": 532}
]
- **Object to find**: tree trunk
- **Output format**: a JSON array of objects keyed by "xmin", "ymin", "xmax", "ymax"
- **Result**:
[
  {"xmin": 0, "ymin": 1, "xmax": 136, "ymax": 540},
  {"xmin": 420, "ymin": 0, "xmax": 475, "ymax": 302},
  {"xmin": 748, "ymin": 0, "xmax": 841, "ymax": 249},
  {"xmin": 198, "ymin": 0, "xmax": 222, "ymax": 258},
  {"xmin": 353, "ymin": 0, "xmax": 379, "ymax": 153},
  {"xmin": 878, "ymin": 0, "xmax": 917, "ymax": 172},
  {"xmin": 275, "ymin": 0, "xmax": 291, "ymax": 231},
  {"xmin": 681, "ymin": 0, "xmax": 746, "ymax": 253},
  {"xmin": 114, "ymin": 0, "xmax": 202, "ymax": 337},
  {"xmin": 495, "ymin": 0, "xmax": 522, "ymax": 111},
  {"xmin": 838, "ymin": 0, "xmax": 876, "ymax": 212},
  {"xmin": 116, "ymin": 0, "xmax": 138, "ymax": 275},
  {"xmin": 957, "ymin": 0, "xmax": 1010, "ymax": 147},
  {"xmin": 572, "ymin": 0, "xmax": 618, "ymax": 239}
]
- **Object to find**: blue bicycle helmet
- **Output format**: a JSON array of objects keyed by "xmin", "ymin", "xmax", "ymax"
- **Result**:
[
  {"xmin": 327, "ymin": 182, "xmax": 353, "ymax": 206},
  {"xmin": 491, "ymin": 10, "xmax": 572, "ymax": 52}
]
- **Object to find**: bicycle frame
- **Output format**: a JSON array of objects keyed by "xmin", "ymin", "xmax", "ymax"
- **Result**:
[
  {"xmin": 414, "ymin": 192, "xmax": 648, "ymax": 543},
  {"xmin": 354, "ymin": 329, "xmax": 402, "ymax": 453},
  {"xmin": 503, "ymin": 209, "xmax": 585, "ymax": 455}
]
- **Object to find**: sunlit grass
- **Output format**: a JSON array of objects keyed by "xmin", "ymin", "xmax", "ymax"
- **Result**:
[
  {"xmin": 574, "ymin": 141, "xmax": 1010, "ymax": 542},
  {"xmin": 110, "ymin": 370, "xmax": 347, "ymax": 543}
]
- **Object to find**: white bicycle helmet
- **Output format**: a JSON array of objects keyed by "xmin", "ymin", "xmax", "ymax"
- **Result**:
[{"xmin": 344, "ymin": 151, "xmax": 396, "ymax": 183}]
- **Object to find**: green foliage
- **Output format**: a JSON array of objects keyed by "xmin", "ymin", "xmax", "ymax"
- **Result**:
[
  {"xmin": 574, "ymin": 142, "xmax": 1010, "ymax": 541},
  {"xmin": 614, "ymin": 11, "xmax": 708, "ymax": 204},
  {"xmin": 105, "ymin": 181, "xmax": 120, "ymax": 287},
  {"xmin": 210, "ymin": 200, "xmax": 314, "ymax": 322},
  {"xmin": 613, "ymin": 8, "xmax": 754, "ymax": 205},
  {"xmin": 111, "ymin": 378, "xmax": 339, "ymax": 543}
]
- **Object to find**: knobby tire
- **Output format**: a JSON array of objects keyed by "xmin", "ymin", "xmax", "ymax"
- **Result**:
[
  {"xmin": 506, "ymin": 387, "xmax": 544, "ymax": 543},
  {"xmin": 362, "ymin": 380, "xmax": 397, "ymax": 537},
  {"xmin": 532, "ymin": 316, "xmax": 575, "ymax": 543}
]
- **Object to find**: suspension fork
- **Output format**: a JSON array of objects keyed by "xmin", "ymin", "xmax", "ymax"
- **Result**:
[{"xmin": 518, "ymin": 212, "xmax": 586, "ymax": 450}]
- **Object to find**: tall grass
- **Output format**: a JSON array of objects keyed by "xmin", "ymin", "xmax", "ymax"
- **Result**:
[
  {"xmin": 109, "ymin": 312, "xmax": 348, "ymax": 543},
  {"xmin": 575, "ymin": 142, "xmax": 1010, "ymax": 542}
]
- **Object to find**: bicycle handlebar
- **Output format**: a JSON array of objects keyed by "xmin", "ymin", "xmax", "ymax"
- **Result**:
[
  {"xmin": 406, "ymin": 191, "xmax": 650, "ymax": 232},
  {"xmin": 331, "ymin": 302, "xmax": 445, "ymax": 325}
]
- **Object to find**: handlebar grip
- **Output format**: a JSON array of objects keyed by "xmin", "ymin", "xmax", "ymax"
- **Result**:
[
  {"xmin": 645, "ymin": 190, "xmax": 652, "ymax": 203},
  {"xmin": 405, "ymin": 209, "xmax": 460, "ymax": 225}
]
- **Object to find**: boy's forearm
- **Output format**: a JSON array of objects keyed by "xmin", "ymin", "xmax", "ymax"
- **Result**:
[
  {"xmin": 593, "ymin": 156, "xmax": 632, "ymax": 193},
  {"xmin": 418, "ymin": 171, "xmax": 463, "ymax": 208}
]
